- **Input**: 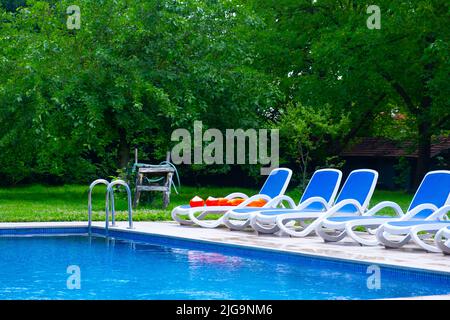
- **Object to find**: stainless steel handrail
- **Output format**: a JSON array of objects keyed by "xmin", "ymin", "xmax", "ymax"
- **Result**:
[
  {"xmin": 105, "ymin": 180, "xmax": 134, "ymax": 234},
  {"xmin": 88, "ymin": 179, "xmax": 109, "ymax": 234}
]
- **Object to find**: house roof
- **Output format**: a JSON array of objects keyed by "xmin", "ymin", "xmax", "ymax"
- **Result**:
[{"xmin": 341, "ymin": 137, "xmax": 450, "ymax": 158}]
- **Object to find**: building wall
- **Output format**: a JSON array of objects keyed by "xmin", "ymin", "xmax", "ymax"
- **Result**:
[{"xmin": 342, "ymin": 157, "xmax": 409, "ymax": 190}]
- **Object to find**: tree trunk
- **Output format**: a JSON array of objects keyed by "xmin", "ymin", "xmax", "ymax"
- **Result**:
[
  {"xmin": 331, "ymin": 94, "xmax": 385, "ymax": 155},
  {"xmin": 414, "ymin": 117, "xmax": 432, "ymax": 189},
  {"xmin": 414, "ymin": 35, "xmax": 436, "ymax": 188}
]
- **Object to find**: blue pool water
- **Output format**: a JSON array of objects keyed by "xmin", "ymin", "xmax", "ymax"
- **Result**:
[{"xmin": 0, "ymin": 232, "xmax": 449, "ymax": 300}]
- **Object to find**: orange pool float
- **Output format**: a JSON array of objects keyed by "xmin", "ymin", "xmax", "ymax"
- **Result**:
[
  {"xmin": 228, "ymin": 198, "xmax": 245, "ymax": 206},
  {"xmin": 205, "ymin": 196, "xmax": 219, "ymax": 206},
  {"xmin": 217, "ymin": 198, "xmax": 231, "ymax": 206},
  {"xmin": 189, "ymin": 196, "xmax": 204, "ymax": 207},
  {"xmin": 247, "ymin": 199, "xmax": 267, "ymax": 207}
]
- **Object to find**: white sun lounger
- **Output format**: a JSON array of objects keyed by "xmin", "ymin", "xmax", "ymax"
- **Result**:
[
  {"xmin": 243, "ymin": 169, "xmax": 377, "ymax": 237},
  {"xmin": 221, "ymin": 169, "xmax": 342, "ymax": 232},
  {"xmin": 435, "ymin": 226, "xmax": 450, "ymax": 255},
  {"xmin": 375, "ymin": 170, "xmax": 450, "ymax": 250},
  {"xmin": 315, "ymin": 170, "xmax": 450, "ymax": 246},
  {"xmin": 171, "ymin": 168, "xmax": 292, "ymax": 228}
]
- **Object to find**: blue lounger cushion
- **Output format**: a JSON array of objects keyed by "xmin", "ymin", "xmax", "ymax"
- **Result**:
[
  {"xmin": 386, "ymin": 220, "xmax": 450, "ymax": 228},
  {"xmin": 327, "ymin": 215, "xmax": 394, "ymax": 223}
]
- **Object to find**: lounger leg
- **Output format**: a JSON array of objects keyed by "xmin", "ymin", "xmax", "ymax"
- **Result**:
[
  {"xmin": 276, "ymin": 230, "xmax": 290, "ymax": 237},
  {"xmin": 223, "ymin": 218, "xmax": 251, "ymax": 231},
  {"xmin": 171, "ymin": 211, "xmax": 195, "ymax": 225},
  {"xmin": 277, "ymin": 217, "xmax": 320, "ymax": 237},
  {"xmin": 248, "ymin": 215, "xmax": 279, "ymax": 234},
  {"xmin": 435, "ymin": 229, "xmax": 450, "ymax": 255},
  {"xmin": 250, "ymin": 221, "xmax": 280, "ymax": 234},
  {"xmin": 410, "ymin": 227, "xmax": 441, "ymax": 253},
  {"xmin": 410, "ymin": 223, "xmax": 450, "ymax": 253},
  {"xmin": 189, "ymin": 210, "xmax": 224, "ymax": 228},
  {"xmin": 376, "ymin": 226, "xmax": 411, "ymax": 249},
  {"xmin": 316, "ymin": 224, "xmax": 347, "ymax": 242},
  {"xmin": 345, "ymin": 223, "xmax": 380, "ymax": 246}
]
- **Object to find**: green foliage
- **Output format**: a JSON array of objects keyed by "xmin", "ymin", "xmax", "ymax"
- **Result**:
[
  {"xmin": 0, "ymin": 0, "xmax": 282, "ymax": 185},
  {"xmin": 393, "ymin": 157, "xmax": 412, "ymax": 190},
  {"xmin": 0, "ymin": 0, "xmax": 448, "ymax": 187},
  {"xmin": 277, "ymin": 102, "xmax": 350, "ymax": 186},
  {"xmin": 249, "ymin": 0, "xmax": 449, "ymax": 185}
]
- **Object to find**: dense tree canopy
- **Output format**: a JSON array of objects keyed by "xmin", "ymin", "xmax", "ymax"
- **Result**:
[
  {"xmin": 0, "ymin": 0, "xmax": 448, "ymax": 186},
  {"xmin": 0, "ymin": 0, "xmax": 281, "ymax": 184},
  {"xmin": 250, "ymin": 0, "xmax": 449, "ymax": 186}
]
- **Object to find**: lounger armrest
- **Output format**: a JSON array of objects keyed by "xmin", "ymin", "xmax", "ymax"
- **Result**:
[
  {"xmin": 320, "ymin": 199, "xmax": 364, "ymax": 221},
  {"xmin": 264, "ymin": 195, "xmax": 297, "ymax": 208},
  {"xmin": 363, "ymin": 201, "xmax": 405, "ymax": 217},
  {"xmin": 425, "ymin": 204, "xmax": 450, "ymax": 221},
  {"xmin": 295, "ymin": 196, "xmax": 330, "ymax": 211},
  {"xmin": 403, "ymin": 203, "xmax": 440, "ymax": 220},
  {"xmin": 237, "ymin": 194, "xmax": 273, "ymax": 208},
  {"xmin": 225, "ymin": 192, "xmax": 249, "ymax": 200}
]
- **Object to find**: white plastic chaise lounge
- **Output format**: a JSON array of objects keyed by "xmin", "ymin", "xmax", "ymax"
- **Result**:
[
  {"xmin": 315, "ymin": 170, "xmax": 450, "ymax": 246},
  {"xmin": 375, "ymin": 170, "xmax": 450, "ymax": 251},
  {"xmin": 435, "ymin": 226, "xmax": 450, "ymax": 255},
  {"xmin": 274, "ymin": 169, "xmax": 378, "ymax": 237},
  {"xmin": 241, "ymin": 169, "xmax": 377, "ymax": 237},
  {"xmin": 409, "ymin": 219, "xmax": 450, "ymax": 253},
  {"xmin": 171, "ymin": 168, "xmax": 292, "ymax": 228},
  {"xmin": 221, "ymin": 169, "xmax": 342, "ymax": 232}
]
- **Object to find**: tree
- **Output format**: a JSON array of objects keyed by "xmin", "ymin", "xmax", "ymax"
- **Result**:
[
  {"xmin": 249, "ymin": 0, "xmax": 449, "ymax": 186},
  {"xmin": 0, "ymin": 0, "xmax": 448, "ymax": 187},
  {"xmin": 0, "ymin": 0, "xmax": 282, "ymax": 184}
]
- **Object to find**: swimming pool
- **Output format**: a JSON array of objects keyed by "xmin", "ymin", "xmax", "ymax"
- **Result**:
[{"xmin": 0, "ymin": 227, "xmax": 449, "ymax": 300}]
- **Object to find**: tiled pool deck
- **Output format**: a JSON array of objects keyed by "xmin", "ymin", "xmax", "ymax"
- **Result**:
[{"xmin": 0, "ymin": 221, "xmax": 449, "ymax": 299}]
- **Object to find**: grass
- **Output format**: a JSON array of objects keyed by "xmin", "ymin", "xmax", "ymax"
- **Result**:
[{"xmin": 0, "ymin": 184, "xmax": 414, "ymax": 222}]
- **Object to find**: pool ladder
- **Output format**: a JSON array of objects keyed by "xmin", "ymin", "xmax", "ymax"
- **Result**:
[{"xmin": 88, "ymin": 179, "xmax": 134, "ymax": 235}]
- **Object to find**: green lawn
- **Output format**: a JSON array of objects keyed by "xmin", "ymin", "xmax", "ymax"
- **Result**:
[{"xmin": 0, "ymin": 184, "xmax": 413, "ymax": 222}]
